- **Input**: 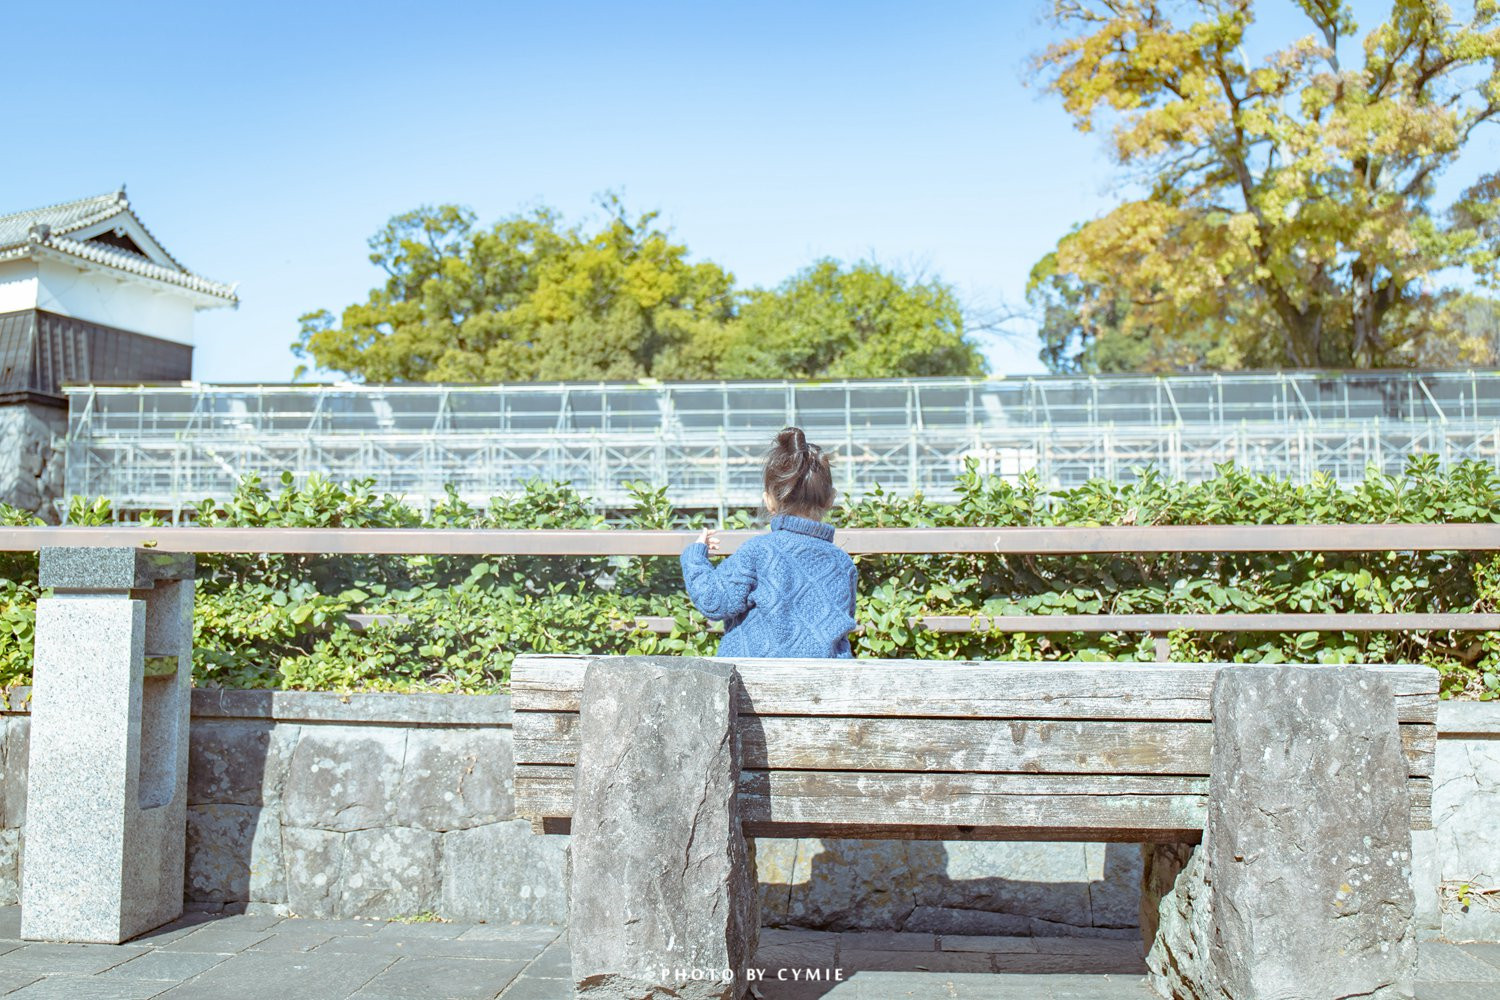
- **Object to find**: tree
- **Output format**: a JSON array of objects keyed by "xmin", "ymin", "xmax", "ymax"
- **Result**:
[
  {"xmin": 1030, "ymin": 248, "xmax": 1238, "ymax": 372},
  {"xmin": 721, "ymin": 259, "xmax": 986, "ymax": 379},
  {"xmin": 1432, "ymin": 292, "xmax": 1500, "ymax": 363},
  {"xmin": 294, "ymin": 198, "xmax": 737, "ymax": 383},
  {"xmin": 296, "ymin": 205, "xmax": 988, "ymax": 382},
  {"xmin": 1031, "ymin": 0, "xmax": 1500, "ymax": 372}
]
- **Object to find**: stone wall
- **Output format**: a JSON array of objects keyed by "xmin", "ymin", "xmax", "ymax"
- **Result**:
[
  {"xmin": 1421, "ymin": 701, "xmax": 1500, "ymax": 941},
  {"xmin": 1, "ymin": 691, "xmax": 1495, "ymax": 937},
  {"xmin": 0, "ymin": 401, "xmax": 65, "ymax": 518}
]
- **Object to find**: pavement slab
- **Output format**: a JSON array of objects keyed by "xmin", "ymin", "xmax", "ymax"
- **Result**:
[
  {"xmin": 152, "ymin": 951, "xmax": 397, "ymax": 1000},
  {"xmin": 317, "ymin": 934, "xmax": 547, "ymax": 961},
  {"xmin": 124, "ymin": 915, "xmax": 218, "ymax": 949},
  {"xmin": 1416, "ymin": 941, "xmax": 1500, "ymax": 983},
  {"xmin": 1459, "ymin": 941, "xmax": 1500, "ymax": 970},
  {"xmin": 370, "ymin": 921, "xmax": 470, "ymax": 941},
  {"xmin": 454, "ymin": 925, "xmax": 562, "ymax": 945},
  {"xmin": 522, "ymin": 937, "xmax": 571, "ymax": 980},
  {"xmin": 494, "ymin": 977, "xmax": 572, "ymax": 1000},
  {"xmin": 244, "ymin": 929, "xmax": 335, "ymax": 953},
  {"xmin": 2, "ymin": 978, "xmax": 174, "ymax": 1000},
  {"xmin": 0, "ymin": 972, "xmax": 40, "ymax": 996},
  {"xmin": 94, "ymin": 952, "xmax": 230, "ymax": 982},
  {"xmin": 0, "ymin": 943, "xmax": 147, "ymax": 977},
  {"xmin": 0, "ymin": 908, "xmax": 1487, "ymax": 1000},
  {"xmin": 940, "ymin": 935, "xmax": 1040, "ymax": 954},
  {"xmin": 349, "ymin": 956, "xmax": 528, "ymax": 999},
  {"xmin": 156, "ymin": 927, "xmax": 275, "ymax": 955}
]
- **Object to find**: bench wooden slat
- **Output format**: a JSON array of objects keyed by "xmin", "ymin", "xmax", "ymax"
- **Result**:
[
  {"xmin": 510, "ymin": 656, "xmax": 1438, "ymax": 724},
  {"xmin": 514, "ymin": 713, "xmax": 1436, "ymax": 779},
  {"xmin": 515, "ymin": 764, "xmax": 1210, "ymax": 837},
  {"xmin": 513, "ymin": 765, "xmax": 1432, "ymax": 835}
]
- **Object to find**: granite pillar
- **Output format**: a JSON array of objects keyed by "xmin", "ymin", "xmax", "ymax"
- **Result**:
[{"xmin": 21, "ymin": 547, "xmax": 195, "ymax": 943}]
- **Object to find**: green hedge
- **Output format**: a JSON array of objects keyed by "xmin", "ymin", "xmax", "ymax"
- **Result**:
[{"xmin": 2, "ymin": 456, "xmax": 1499, "ymax": 700}]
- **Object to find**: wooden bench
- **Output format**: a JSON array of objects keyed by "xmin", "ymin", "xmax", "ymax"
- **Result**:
[
  {"xmin": 513, "ymin": 653, "xmax": 1436, "ymax": 997},
  {"xmin": 512, "ymin": 654, "xmax": 1435, "ymax": 842}
]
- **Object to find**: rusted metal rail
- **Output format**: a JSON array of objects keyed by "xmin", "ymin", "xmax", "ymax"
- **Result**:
[
  {"xmin": 8, "ymin": 525, "xmax": 1498, "ymax": 661},
  {"xmin": 4, "ymin": 523, "xmax": 1500, "ymax": 555}
]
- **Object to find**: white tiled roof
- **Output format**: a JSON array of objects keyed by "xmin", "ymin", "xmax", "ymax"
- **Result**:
[
  {"xmin": 0, "ymin": 190, "xmax": 128, "ymax": 247},
  {"xmin": 0, "ymin": 189, "xmax": 236, "ymax": 303}
]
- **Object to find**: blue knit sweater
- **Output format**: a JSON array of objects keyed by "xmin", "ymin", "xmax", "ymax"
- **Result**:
[{"xmin": 680, "ymin": 514, "xmax": 858, "ymax": 658}]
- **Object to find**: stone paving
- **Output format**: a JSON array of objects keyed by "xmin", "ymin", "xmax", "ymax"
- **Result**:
[{"xmin": 0, "ymin": 908, "xmax": 1496, "ymax": 999}]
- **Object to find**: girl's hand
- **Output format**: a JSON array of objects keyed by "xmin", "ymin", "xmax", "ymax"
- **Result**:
[{"xmin": 697, "ymin": 528, "xmax": 721, "ymax": 553}]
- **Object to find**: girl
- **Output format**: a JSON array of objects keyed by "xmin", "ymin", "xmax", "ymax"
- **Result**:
[{"xmin": 680, "ymin": 427, "xmax": 858, "ymax": 658}]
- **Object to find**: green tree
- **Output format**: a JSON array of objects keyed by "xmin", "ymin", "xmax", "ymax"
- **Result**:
[
  {"xmin": 722, "ymin": 259, "xmax": 986, "ymax": 379},
  {"xmin": 1031, "ymin": 0, "xmax": 1500, "ymax": 372},
  {"xmin": 294, "ymin": 199, "xmax": 737, "ymax": 383},
  {"xmin": 1029, "ymin": 249, "xmax": 1236, "ymax": 372},
  {"xmin": 1432, "ymin": 292, "xmax": 1500, "ymax": 364}
]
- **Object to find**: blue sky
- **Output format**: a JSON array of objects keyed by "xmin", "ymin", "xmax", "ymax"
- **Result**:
[{"xmin": 5, "ymin": 1, "xmax": 1495, "ymax": 382}]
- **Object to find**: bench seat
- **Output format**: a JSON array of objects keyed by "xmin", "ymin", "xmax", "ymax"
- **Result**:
[{"xmin": 511, "ymin": 655, "xmax": 1436, "ymax": 843}]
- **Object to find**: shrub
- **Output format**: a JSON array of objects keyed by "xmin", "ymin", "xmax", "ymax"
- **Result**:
[{"xmin": 0, "ymin": 458, "xmax": 1496, "ymax": 699}]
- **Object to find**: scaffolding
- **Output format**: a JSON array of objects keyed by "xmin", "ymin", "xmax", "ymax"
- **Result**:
[{"xmin": 62, "ymin": 371, "xmax": 1500, "ymax": 518}]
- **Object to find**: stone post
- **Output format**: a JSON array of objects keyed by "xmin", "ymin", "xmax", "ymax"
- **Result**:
[
  {"xmin": 1146, "ymin": 664, "xmax": 1418, "ymax": 1000},
  {"xmin": 568, "ymin": 656, "xmax": 759, "ymax": 1000},
  {"xmin": 21, "ymin": 547, "xmax": 196, "ymax": 944}
]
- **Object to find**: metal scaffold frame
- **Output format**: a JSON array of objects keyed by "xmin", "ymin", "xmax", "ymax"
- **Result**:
[{"xmin": 62, "ymin": 371, "xmax": 1500, "ymax": 519}]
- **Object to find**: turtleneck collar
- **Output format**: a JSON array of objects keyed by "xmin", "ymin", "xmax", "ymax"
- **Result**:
[{"xmin": 770, "ymin": 513, "xmax": 835, "ymax": 542}]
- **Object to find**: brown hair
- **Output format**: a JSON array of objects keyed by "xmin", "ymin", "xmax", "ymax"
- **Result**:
[{"xmin": 763, "ymin": 427, "xmax": 835, "ymax": 518}]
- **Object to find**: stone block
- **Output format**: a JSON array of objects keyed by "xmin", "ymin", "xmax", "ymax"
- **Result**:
[
  {"xmin": 281, "ymin": 727, "xmax": 405, "ymax": 831},
  {"xmin": 338, "ymin": 827, "xmax": 442, "ymax": 917},
  {"xmin": 902, "ymin": 906, "xmax": 1033, "ymax": 936},
  {"xmin": 1432, "ymin": 736, "xmax": 1500, "ymax": 941},
  {"xmin": 1084, "ymin": 842, "xmax": 1141, "ymax": 929},
  {"xmin": 0, "ymin": 828, "xmax": 18, "ymax": 906},
  {"xmin": 395, "ymin": 728, "xmax": 512, "ymax": 831},
  {"xmin": 2, "ymin": 716, "xmax": 28, "ymax": 829},
  {"xmin": 281, "ymin": 827, "xmax": 347, "ymax": 918},
  {"xmin": 187, "ymin": 721, "xmax": 297, "ymax": 807},
  {"xmin": 441, "ymin": 820, "xmax": 567, "ymax": 925},
  {"xmin": 281, "ymin": 825, "xmax": 442, "ymax": 919},
  {"xmin": 569, "ymin": 656, "xmax": 758, "ymax": 1000},
  {"xmin": 919, "ymin": 840, "xmax": 1093, "ymax": 928},
  {"xmin": 1138, "ymin": 842, "xmax": 1193, "ymax": 952},
  {"xmin": 1147, "ymin": 665, "xmax": 1418, "ymax": 1000},
  {"xmin": 185, "ymin": 804, "xmax": 284, "ymax": 905},
  {"xmin": 38, "ymin": 547, "xmax": 194, "ymax": 592},
  {"xmin": 753, "ymin": 837, "xmax": 800, "ymax": 924},
  {"xmin": 1410, "ymin": 827, "xmax": 1442, "ymax": 938}
]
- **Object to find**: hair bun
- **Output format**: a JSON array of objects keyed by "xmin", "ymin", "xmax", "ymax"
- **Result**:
[{"xmin": 777, "ymin": 427, "xmax": 807, "ymax": 452}]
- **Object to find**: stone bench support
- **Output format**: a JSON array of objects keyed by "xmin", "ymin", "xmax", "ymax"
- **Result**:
[
  {"xmin": 1144, "ymin": 665, "xmax": 1418, "ymax": 999},
  {"xmin": 568, "ymin": 656, "xmax": 758, "ymax": 1000},
  {"xmin": 21, "ymin": 547, "xmax": 195, "ymax": 944}
]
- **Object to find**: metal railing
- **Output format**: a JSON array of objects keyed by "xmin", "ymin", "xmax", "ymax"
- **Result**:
[
  {"xmin": 61, "ymin": 370, "xmax": 1500, "ymax": 516},
  {"xmin": 4, "ymin": 525, "xmax": 1499, "ymax": 661}
]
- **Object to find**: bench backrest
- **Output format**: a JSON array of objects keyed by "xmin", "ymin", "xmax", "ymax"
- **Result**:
[{"xmin": 511, "ymin": 655, "xmax": 1436, "ymax": 842}]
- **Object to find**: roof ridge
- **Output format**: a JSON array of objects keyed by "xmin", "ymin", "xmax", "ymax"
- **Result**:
[
  {"xmin": 0, "ymin": 235, "xmax": 237, "ymax": 303},
  {"xmin": 0, "ymin": 188, "xmax": 125, "ymax": 231}
]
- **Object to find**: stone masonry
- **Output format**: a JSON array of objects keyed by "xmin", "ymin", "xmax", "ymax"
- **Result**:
[
  {"xmin": 0, "ymin": 403, "xmax": 66, "ymax": 519},
  {"xmin": 0, "ymin": 689, "xmax": 1493, "ymax": 937}
]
